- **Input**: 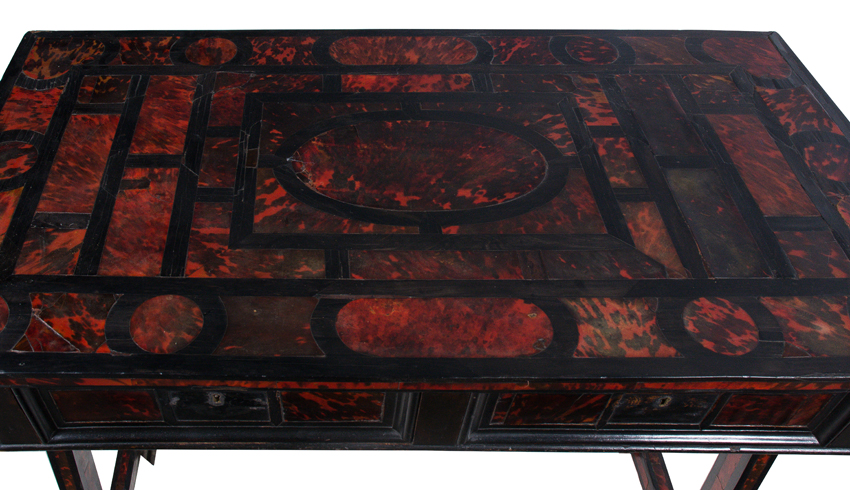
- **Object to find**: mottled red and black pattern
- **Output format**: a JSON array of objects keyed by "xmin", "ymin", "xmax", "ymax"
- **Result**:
[
  {"xmin": 210, "ymin": 74, "xmax": 322, "ymax": 127},
  {"xmin": 712, "ymin": 394, "xmax": 824, "ymax": 427},
  {"xmin": 759, "ymin": 86, "xmax": 843, "ymax": 136},
  {"xmin": 198, "ymin": 137, "xmax": 238, "ymax": 188},
  {"xmin": 291, "ymin": 120, "xmax": 546, "ymax": 210},
  {"xmin": 186, "ymin": 201, "xmax": 325, "ymax": 278},
  {"xmin": 503, "ymin": 393, "xmax": 609, "ymax": 426},
  {"xmin": 37, "ymin": 114, "xmax": 119, "ymax": 213},
  {"xmin": 117, "ymin": 37, "xmax": 176, "ymax": 65},
  {"xmin": 776, "ymin": 231, "xmax": 850, "ymax": 278},
  {"xmin": 803, "ymin": 142, "xmax": 850, "ymax": 182},
  {"xmin": 329, "ymin": 36, "xmax": 477, "ymax": 65},
  {"xmin": 572, "ymin": 75, "xmax": 619, "ymax": 126},
  {"xmin": 633, "ymin": 453, "xmax": 674, "ymax": 490},
  {"xmin": 0, "ymin": 86, "xmax": 64, "ymax": 133},
  {"xmin": 213, "ymin": 297, "xmax": 323, "ymax": 357},
  {"xmin": 831, "ymin": 193, "xmax": 850, "ymax": 231},
  {"xmin": 77, "ymin": 75, "xmax": 132, "ymax": 104},
  {"xmin": 0, "ymin": 187, "xmax": 22, "ymax": 244},
  {"xmin": 708, "ymin": 114, "xmax": 817, "ymax": 216},
  {"xmin": 99, "ymin": 167, "xmax": 179, "ymax": 277},
  {"xmin": 22, "ymin": 37, "xmax": 104, "ymax": 79},
  {"xmin": 665, "ymin": 168, "xmax": 768, "ymax": 277},
  {"xmin": 0, "ymin": 142, "xmax": 37, "ymax": 179},
  {"xmin": 683, "ymin": 297, "xmax": 758, "ymax": 355},
  {"xmin": 483, "ymin": 36, "xmax": 561, "ymax": 65},
  {"xmin": 561, "ymin": 298, "xmax": 679, "ymax": 358},
  {"xmin": 620, "ymin": 201, "xmax": 689, "ymax": 278},
  {"xmin": 50, "ymin": 390, "xmax": 162, "ymax": 422},
  {"xmin": 490, "ymin": 74, "xmax": 576, "ymax": 93},
  {"xmin": 442, "ymin": 170, "xmax": 606, "ymax": 234},
  {"xmin": 248, "ymin": 37, "xmax": 317, "ymax": 65},
  {"xmin": 130, "ymin": 295, "xmax": 204, "ymax": 354},
  {"xmin": 15, "ymin": 228, "xmax": 86, "ymax": 275},
  {"xmin": 622, "ymin": 37, "xmax": 697, "ymax": 65},
  {"xmin": 540, "ymin": 249, "xmax": 666, "ymax": 279},
  {"xmin": 185, "ymin": 38, "xmax": 237, "ymax": 66},
  {"xmin": 16, "ymin": 312, "xmax": 79, "ymax": 352},
  {"xmin": 616, "ymin": 75, "xmax": 706, "ymax": 155},
  {"xmin": 761, "ymin": 296, "xmax": 850, "ymax": 356},
  {"xmin": 702, "ymin": 37, "xmax": 792, "ymax": 79},
  {"xmin": 254, "ymin": 168, "xmax": 416, "ymax": 234},
  {"xmin": 349, "ymin": 250, "xmax": 539, "ymax": 280},
  {"xmin": 0, "ymin": 296, "xmax": 7, "ymax": 333},
  {"xmin": 280, "ymin": 391, "xmax": 384, "ymax": 422},
  {"xmin": 340, "ymin": 74, "xmax": 473, "ymax": 93},
  {"xmin": 336, "ymin": 298, "xmax": 553, "ymax": 358},
  {"xmin": 29, "ymin": 293, "xmax": 115, "ymax": 353},
  {"xmin": 564, "ymin": 37, "xmax": 618, "ymax": 64},
  {"xmin": 420, "ymin": 100, "xmax": 575, "ymax": 155},
  {"xmin": 594, "ymin": 136, "xmax": 646, "ymax": 187},
  {"xmin": 129, "ymin": 75, "xmax": 197, "ymax": 154},
  {"xmin": 683, "ymin": 74, "xmax": 745, "ymax": 106},
  {"xmin": 259, "ymin": 101, "xmax": 401, "ymax": 155}
]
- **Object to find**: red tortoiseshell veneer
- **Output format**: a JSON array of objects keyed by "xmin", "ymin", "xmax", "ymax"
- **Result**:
[{"xmin": 2, "ymin": 29, "xmax": 850, "ymax": 490}]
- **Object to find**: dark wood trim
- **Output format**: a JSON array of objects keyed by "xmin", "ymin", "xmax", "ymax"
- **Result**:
[
  {"xmin": 632, "ymin": 452, "xmax": 674, "ymax": 490},
  {"xmin": 700, "ymin": 453, "xmax": 776, "ymax": 490}
]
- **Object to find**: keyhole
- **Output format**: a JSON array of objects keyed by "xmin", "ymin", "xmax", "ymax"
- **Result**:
[
  {"xmin": 208, "ymin": 392, "xmax": 225, "ymax": 407},
  {"xmin": 657, "ymin": 396, "xmax": 672, "ymax": 407}
]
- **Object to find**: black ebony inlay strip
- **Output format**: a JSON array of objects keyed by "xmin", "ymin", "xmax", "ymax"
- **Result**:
[
  {"xmin": 559, "ymin": 99, "xmax": 634, "ymax": 246},
  {"xmin": 74, "ymin": 75, "xmax": 149, "ymax": 276},
  {"xmin": 324, "ymin": 250, "xmax": 350, "ymax": 279},
  {"xmin": 160, "ymin": 73, "xmax": 216, "ymax": 277},
  {"xmin": 31, "ymin": 213, "xmax": 90, "ymax": 230},
  {"xmin": 698, "ymin": 103, "xmax": 755, "ymax": 115},
  {"xmin": 588, "ymin": 126, "xmax": 626, "ymax": 138},
  {"xmin": 230, "ymin": 96, "xmax": 263, "ymax": 246},
  {"xmin": 0, "ymin": 71, "xmax": 84, "ymax": 276},
  {"xmin": 765, "ymin": 216, "xmax": 830, "ymax": 232},
  {"xmin": 72, "ymin": 103, "xmax": 125, "ymax": 115},
  {"xmin": 598, "ymin": 76, "xmax": 709, "ymax": 278},
  {"xmin": 124, "ymin": 154, "xmax": 183, "ymax": 168},
  {"xmin": 472, "ymin": 73, "xmax": 493, "ymax": 93},
  {"xmin": 322, "ymin": 74, "xmax": 341, "ymax": 93}
]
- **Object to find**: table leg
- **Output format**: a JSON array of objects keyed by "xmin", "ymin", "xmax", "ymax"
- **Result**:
[
  {"xmin": 47, "ymin": 450, "xmax": 103, "ymax": 490},
  {"xmin": 632, "ymin": 452, "xmax": 675, "ymax": 490},
  {"xmin": 700, "ymin": 454, "xmax": 776, "ymax": 490}
]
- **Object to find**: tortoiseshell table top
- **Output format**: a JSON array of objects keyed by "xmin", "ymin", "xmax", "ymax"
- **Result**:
[{"xmin": 2, "ymin": 31, "xmax": 850, "ymax": 458}]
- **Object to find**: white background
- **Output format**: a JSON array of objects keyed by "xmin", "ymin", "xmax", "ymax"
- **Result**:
[{"xmin": 1, "ymin": 1, "xmax": 849, "ymax": 488}]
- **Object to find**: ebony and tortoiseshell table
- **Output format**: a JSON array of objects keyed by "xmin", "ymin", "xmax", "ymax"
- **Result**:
[{"xmin": 1, "ymin": 30, "xmax": 850, "ymax": 490}]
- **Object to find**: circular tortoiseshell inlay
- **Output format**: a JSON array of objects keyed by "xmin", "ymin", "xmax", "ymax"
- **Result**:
[
  {"xmin": 130, "ymin": 295, "xmax": 204, "ymax": 354},
  {"xmin": 185, "ymin": 38, "xmax": 238, "ymax": 66},
  {"xmin": 0, "ymin": 296, "xmax": 8, "ymax": 333},
  {"xmin": 22, "ymin": 37, "xmax": 106, "ymax": 79},
  {"xmin": 683, "ymin": 297, "xmax": 759, "ymax": 356},
  {"xmin": 291, "ymin": 120, "xmax": 547, "ymax": 211},
  {"xmin": 564, "ymin": 37, "xmax": 619, "ymax": 65},
  {"xmin": 0, "ymin": 142, "xmax": 38, "ymax": 179}
]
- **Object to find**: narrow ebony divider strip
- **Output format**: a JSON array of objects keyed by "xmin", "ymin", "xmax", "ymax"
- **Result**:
[
  {"xmin": 72, "ymin": 103, "xmax": 125, "ymax": 115},
  {"xmin": 230, "ymin": 97, "xmax": 263, "ymax": 246},
  {"xmin": 0, "ymin": 71, "xmax": 84, "ymax": 276},
  {"xmin": 588, "ymin": 126, "xmax": 626, "ymax": 138},
  {"xmin": 559, "ymin": 98, "xmax": 634, "ymax": 246},
  {"xmin": 160, "ymin": 73, "xmax": 216, "ymax": 277},
  {"xmin": 599, "ymin": 77, "xmax": 709, "ymax": 278},
  {"xmin": 74, "ymin": 76, "xmax": 149, "ymax": 276},
  {"xmin": 124, "ymin": 154, "xmax": 183, "ymax": 168},
  {"xmin": 765, "ymin": 216, "xmax": 830, "ymax": 232},
  {"xmin": 0, "ymin": 32, "xmax": 35, "ymax": 107},
  {"xmin": 324, "ymin": 250, "xmax": 350, "ymax": 279},
  {"xmin": 472, "ymin": 73, "xmax": 493, "ymax": 93},
  {"xmin": 655, "ymin": 155, "xmax": 715, "ymax": 169},
  {"xmin": 31, "ymin": 213, "xmax": 90, "ymax": 230},
  {"xmin": 322, "ymin": 74, "xmax": 341, "ymax": 93}
]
